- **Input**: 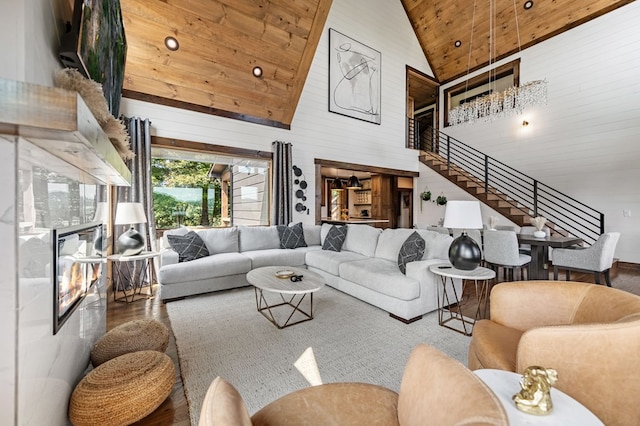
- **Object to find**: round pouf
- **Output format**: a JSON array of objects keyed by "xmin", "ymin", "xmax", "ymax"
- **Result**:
[
  {"xmin": 91, "ymin": 319, "xmax": 170, "ymax": 367},
  {"xmin": 69, "ymin": 351, "xmax": 175, "ymax": 426}
]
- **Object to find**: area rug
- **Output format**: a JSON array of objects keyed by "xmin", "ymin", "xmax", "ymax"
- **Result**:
[{"xmin": 166, "ymin": 286, "xmax": 471, "ymax": 425}]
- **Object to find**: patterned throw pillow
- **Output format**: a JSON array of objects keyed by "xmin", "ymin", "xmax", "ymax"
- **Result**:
[
  {"xmin": 167, "ymin": 231, "xmax": 209, "ymax": 262},
  {"xmin": 322, "ymin": 225, "xmax": 348, "ymax": 252},
  {"xmin": 277, "ymin": 222, "xmax": 307, "ymax": 249},
  {"xmin": 398, "ymin": 231, "xmax": 426, "ymax": 274}
]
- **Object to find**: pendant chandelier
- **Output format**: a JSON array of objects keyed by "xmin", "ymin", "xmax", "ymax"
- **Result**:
[{"xmin": 448, "ymin": 0, "xmax": 547, "ymax": 126}]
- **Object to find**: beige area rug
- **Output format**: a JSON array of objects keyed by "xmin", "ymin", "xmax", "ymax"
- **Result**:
[{"xmin": 166, "ymin": 286, "xmax": 471, "ymax": 425}]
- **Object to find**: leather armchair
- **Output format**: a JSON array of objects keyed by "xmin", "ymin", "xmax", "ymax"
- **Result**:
[
  {"xmin": 469, "ymin": 281, "xmax": 640, "ymax": 426},
  {"xmin": 199, "ymin": 344, "xmax": 508, "ymax": 425}
]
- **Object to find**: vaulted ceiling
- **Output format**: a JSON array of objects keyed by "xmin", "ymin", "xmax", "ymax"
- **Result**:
[{"xmin": 120, "ymin": 0, "xmax": 632, "ymax": 129}]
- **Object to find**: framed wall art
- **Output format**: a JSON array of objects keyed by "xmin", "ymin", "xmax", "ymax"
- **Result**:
[{"xmin": 328, "ymin": 29, "xmax": 381, "ymax": 124}]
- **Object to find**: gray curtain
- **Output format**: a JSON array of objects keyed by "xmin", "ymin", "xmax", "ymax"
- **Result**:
[
  {"xmin": 115, "ymin": 117, "xmax": 155, "ymax": 252},
  {"xmin": 272, "ymin": 141, "xmax": 293, "ymax": 225}
]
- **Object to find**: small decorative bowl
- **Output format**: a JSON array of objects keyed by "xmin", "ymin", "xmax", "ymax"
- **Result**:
[{"xmin": 275, "ymin": 270, "xmax": 295, "ymax": 279}]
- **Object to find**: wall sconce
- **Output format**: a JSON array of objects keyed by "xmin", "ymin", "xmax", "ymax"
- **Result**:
[
  {"xmin": 252, "ymin": 66, "xmax": 263, "ymax": 78},
  {"xmin": 522, "ymin": 120, "xmax": 529, "ymax": 127}
]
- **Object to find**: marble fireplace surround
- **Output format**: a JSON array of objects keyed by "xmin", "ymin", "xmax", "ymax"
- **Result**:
[{"xmin": 0, "ymin": 78, "xmax": 131, "ymax": 425}]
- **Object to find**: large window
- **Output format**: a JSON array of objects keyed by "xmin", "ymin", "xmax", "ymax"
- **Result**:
[{"xmin": 151, "ymin": 147, "xmax": 270, "ymax": 229}]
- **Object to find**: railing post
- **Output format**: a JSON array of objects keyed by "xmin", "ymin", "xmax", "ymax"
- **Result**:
[
  {"xmin": 484, "ymin": 155, "xmax": 489, "ymax": 194},
  {"xmin": 446, "ymin": 135, "xmax": 451, "ymax": 168},
  {"xmin": 533, "ymin": 180, "xmax": 538, "ymax": 217},
  {"xmin": 600, "ymin": 213, "xmax": 605, "ymax": 234}
]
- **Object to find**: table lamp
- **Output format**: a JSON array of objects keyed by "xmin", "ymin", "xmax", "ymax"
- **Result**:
[
  {"xmin": 115, "ymin": 202, "xmax": 147, "ymax": 256},
  {"xmin": 443, "ymin": 200, "xmax": 483, "ymax": 270}
]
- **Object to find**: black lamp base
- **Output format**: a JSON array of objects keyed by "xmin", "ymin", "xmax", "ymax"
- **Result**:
[
  {"xmin": 117, "ymin": 226, "xmax": 144, "ymax": 256},
  {"xmin": 448, "ymin": 232, "xmax": 481, "ymax": 270}
]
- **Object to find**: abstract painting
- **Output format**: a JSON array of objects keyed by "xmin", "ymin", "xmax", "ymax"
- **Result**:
[{"xmin": 329, "ymin": 29, "xmax": 381, "ymax": 124}]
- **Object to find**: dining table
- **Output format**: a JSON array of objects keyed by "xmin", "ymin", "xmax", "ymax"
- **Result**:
[{"xmin": 517, "ymin": 234, "xmax": 584, "ymax": 280}]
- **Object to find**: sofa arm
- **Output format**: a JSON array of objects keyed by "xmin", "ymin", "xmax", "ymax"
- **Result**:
[
  {"xmin": 160, "ymin": 249, "xmax": 179, "ymax": 268},
  {"xmin": 406, "ymin": 259, "xmax": 463, "ymax": 295},
  {"xmin": 490, "ymin": 281, "xmax": 592, "ymax": 331}
]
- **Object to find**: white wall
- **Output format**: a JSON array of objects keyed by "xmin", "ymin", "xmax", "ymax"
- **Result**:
[
  {"xmin": 121, "ymin": 0, "xmax": 432, "ymax": 224},
  {"xmin": 438, "ymin": 2, "xmax": 640, "ymax": 263}
]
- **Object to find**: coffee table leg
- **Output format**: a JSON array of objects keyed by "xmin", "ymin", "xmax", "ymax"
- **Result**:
[{"xmin": 254, "ymin": 288, "xmax": 315, "ymax": 329}]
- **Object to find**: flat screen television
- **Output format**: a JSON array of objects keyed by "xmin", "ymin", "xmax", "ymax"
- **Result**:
[
  {"xmin": 53, "ymin": 223, "xmax": 104, "ymax": 334},
  {"xmin": 59, "ymin": 0, "xmax": 127, "ymax": 117}
]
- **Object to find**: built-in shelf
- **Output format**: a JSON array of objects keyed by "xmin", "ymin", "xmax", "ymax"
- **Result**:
[{"xmin": 0, "ymin": 79, "xmax": 131, "ymax": 186}]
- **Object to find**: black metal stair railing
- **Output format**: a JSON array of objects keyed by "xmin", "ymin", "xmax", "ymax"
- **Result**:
[{"xmin": 408, "ymin": 117, "xmax": 604, "ymax": 245}]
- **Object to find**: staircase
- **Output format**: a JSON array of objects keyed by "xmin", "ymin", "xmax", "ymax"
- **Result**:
[{"xmin": 412, "ymin": 121, "xmax": 604, "ymax": 245}]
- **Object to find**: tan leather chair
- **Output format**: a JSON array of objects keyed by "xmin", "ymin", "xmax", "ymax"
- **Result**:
[
  {"xmin": 200, "ymin": 344, "xmax": 508, "ymax": 425},
  {"xmin": 469, "ymin": 281, "xmax": 640, "ymax": 426}
]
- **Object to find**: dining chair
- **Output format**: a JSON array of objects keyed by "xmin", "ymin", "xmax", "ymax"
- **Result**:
[
  {"xmin": 483, "ymin": 230, "xmax": 531, "ymax": 280},
  {"xmin": 552, "ymin": 232, "xmax": 621, "ymax": 286}
]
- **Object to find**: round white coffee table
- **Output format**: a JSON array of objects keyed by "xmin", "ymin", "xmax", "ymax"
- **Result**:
[{"xmin": 247, "ymin": 266, "xmax": 325, "ymax": 329}]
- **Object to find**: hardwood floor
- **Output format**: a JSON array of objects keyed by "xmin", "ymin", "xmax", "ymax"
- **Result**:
[{"xmin": 107, "ymin": 264, "xmax": 640, "ymax": 425}]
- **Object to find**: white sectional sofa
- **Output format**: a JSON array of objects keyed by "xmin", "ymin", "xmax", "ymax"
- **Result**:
[{"xmin": 158, "ymin": 223, "xmax": 461, "ymax": 322}]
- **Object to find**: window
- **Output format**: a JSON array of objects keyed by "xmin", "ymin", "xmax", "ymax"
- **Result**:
[
  {"xmin": 151, "ymin": 146, "xmax": 270, "ymax": 229},
  {"xmin": 443, "ymin": 59, "xmax": 520, "ymax": 127}
]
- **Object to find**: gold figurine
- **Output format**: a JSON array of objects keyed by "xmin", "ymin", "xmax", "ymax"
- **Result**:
[{"xmin": 512, "ymin": 366, "xmax": 558, "ymax": 415}]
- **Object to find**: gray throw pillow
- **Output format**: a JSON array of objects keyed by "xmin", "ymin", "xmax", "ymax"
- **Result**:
[
  {"xmin": 398, "ymin": 231, "xmax": 425, "ymax": 274},
  {"xmin": 322, "ymin": 225, "xmax": 347, "ymax": 252},
  {"xmin": 167, "ymin": 231, "xmax": 209, "ymax": 262},
  {"xmin": 277, "ymin": 222, "xmax": 307, "ymax": 249}
]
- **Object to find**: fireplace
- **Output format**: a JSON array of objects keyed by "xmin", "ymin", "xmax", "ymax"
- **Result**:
[{"xmin": 53, "ymin": 223, "xmax": 104, "ymax": 334}]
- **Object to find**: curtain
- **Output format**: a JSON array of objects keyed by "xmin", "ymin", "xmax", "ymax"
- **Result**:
[
  {"xmin": 115, "ymin": 117, "xmax": 155, "ymax": 252},
  {"xmin": 272, "ymin": 141, "xmax": 293, "ymax": 225}
]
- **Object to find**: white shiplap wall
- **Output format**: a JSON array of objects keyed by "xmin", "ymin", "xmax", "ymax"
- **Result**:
[
  {"xmin": 438, "ymin": 1, "xmax": 640, "ymax": 263},
  {"xmin": 121, "ymin": 0, "xmax": 431, "ymax": 224}
]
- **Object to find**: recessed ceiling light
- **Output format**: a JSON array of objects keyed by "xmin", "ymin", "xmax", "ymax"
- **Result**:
[
  {"xmin": 524, "ymin": 1, "xmax": 533, "ymax": 10},
  {"xmin": 252, "ymin": 66, "xmax": 263, "ymax": 78},
  {"xmin": 454, "ymin": 40, "xmax": 462, "ymax": 48},
  {"xmin": 164, "ymin": 36, "xmax": 179, "ymax": 51}
]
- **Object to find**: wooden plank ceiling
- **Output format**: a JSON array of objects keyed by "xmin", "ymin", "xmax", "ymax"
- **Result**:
[
  {"xmin": 401, "ymin": 0, "xmax": 633, "ymax": 83},
  {"xmin": 120, "ymin": 0, "xmax": 631, "ymax": 128}
]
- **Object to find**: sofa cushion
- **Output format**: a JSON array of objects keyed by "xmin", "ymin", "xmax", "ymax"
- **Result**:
[
  {"xmin": 302, "ymin": 224, "xmax": 322, "ymax": 246},
  {"xmin": 374, "ymin": 228, "xmax": 416, "ymax": 262},
  {"xmin": 241, "ymin": 249, "xmax": 306, "ymax": 268},
  {"xmin": 198, "ymin": 227, "xmax": 239, "ymax": 255},
  {"xmin": 322, "ymin": 225, "xmax": 348, "ymax": 252},
  {"xmin": 161, "ymin": 226, "xmax": 189, "ymax": 250},
  {"xmin": 415, "ymin": 230, "xmax": 453, "ymax": 260},
  {"xmin": 398, "ymin": 232, "xmax": 425, "ymax": 274},
  {"xmin": 277, "ymin": 222, "xmax": 307, "ymax": 249},
  {"xmin": 167, "ymin": 231, "xmax": 210, "ymax": 262},
  {"xmin": 305, "ymin": 249, "xmax": 367, "ymax": 276},
  {"xmin": 320, "ymin": 223, "xmax": 333, "ymax": 245},
  {"xmin": 343, "ymin": 225, "xmax": 381, "ymax": 257},
  {"xmin": 159, "ymin": 252, "xmax": 251, "ymax": 284},
  {"xmin": 239, "ymin": 226, "xmax": 280, "ymax": 252},
  {"xmin": 339, "ymin": 258, "xmax": 420, "ymax": 301}
]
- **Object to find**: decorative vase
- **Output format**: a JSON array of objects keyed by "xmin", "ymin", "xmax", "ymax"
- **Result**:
[
  {"xmin": 533, "ymin": 230, "xmax": 546, "ymax": 238},
  {"xmin": 117, "ymin": 227, "xmax": 144, "ymax": 256}
]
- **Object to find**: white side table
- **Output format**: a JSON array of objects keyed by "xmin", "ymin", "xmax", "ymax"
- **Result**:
[
  {"xmin": 429, "ymin": 264, "xmax": 495, "ymax": 335},
  {"xmin": 475, "ymin": 369, "xmax": 604, "ymax": 425},
  {"xmin": 108, "ymin": 251, "xmax": 159, "ymax": 303}
]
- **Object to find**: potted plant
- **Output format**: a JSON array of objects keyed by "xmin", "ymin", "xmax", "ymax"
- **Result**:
[
  {"xmin": 436, "ymin": 193, "xmax": 447, "ymax": 206},
  {"xmin": 420, "ymin": 188, "xmax": 431, "ymax": 211}
]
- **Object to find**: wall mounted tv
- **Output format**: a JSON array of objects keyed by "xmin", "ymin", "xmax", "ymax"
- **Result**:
[{"xmin": 59, "ymin": 0, "xmax": 127, "ymax": 117}]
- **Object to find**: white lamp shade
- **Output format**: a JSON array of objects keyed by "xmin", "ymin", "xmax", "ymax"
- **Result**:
[
  {"xmin": 443, "ymin": 201, "xmax": 483, "ymax": 229},
  {"xmin": 92, "ymin": 202, "xmax": 109, "ymax": 223},
  {"xmin": 115, "ymin": 202, "xmax": 148, "ymax": 225}
]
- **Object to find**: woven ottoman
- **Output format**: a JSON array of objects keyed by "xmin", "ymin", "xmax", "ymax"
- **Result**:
[
  {"xmin": 69, "ymin": 350, "xmax": 175, "ymax": 426},
  {"xmin": 91, "ymin": 319, "xmax": 169, "ymax": 367}
]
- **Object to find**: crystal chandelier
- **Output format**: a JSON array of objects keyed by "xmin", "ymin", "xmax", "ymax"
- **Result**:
[{"xmin": 448, "ymin": 0, "xmax": 547, "ymax": 127}]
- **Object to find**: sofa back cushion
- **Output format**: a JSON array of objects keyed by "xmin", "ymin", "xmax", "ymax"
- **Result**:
[
  {"xmin": 415, "ymin": 230, "xmax": 453, "ymax": 260},
  {"xmin": 198, "ymin": 227, "xmax": 239, "ymax": 255},
  {"xmin": 302, "ymin": 224, "xmax": 322, "ymax": 246},
  {"xmin": 342, "ymin": 224, "xmax": 381, "ymax": 257},
  {"xmin": 238, "ymin": 226, "xmax": 280, "ymax": 252},
  {"xmin": 374, "ymin": 228, "xmax": 416, "ymax": 262}
]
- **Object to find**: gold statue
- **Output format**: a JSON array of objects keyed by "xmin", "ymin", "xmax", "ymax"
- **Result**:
[{"xmin": 512, "ymin": 366, "xmax": 558, "ymax": 415}]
